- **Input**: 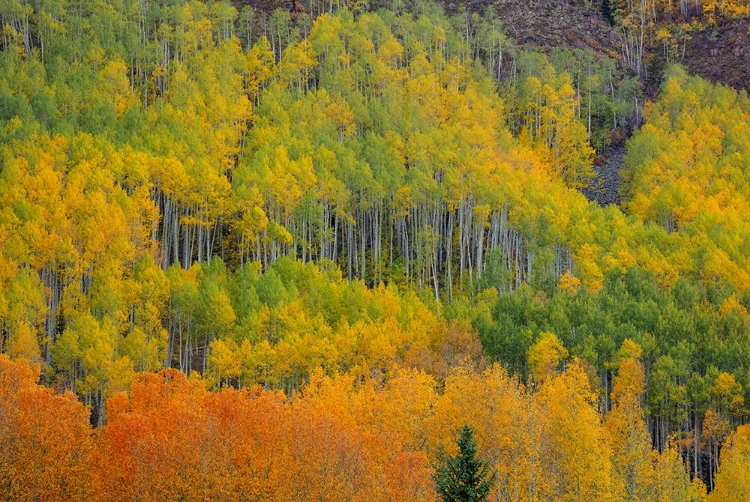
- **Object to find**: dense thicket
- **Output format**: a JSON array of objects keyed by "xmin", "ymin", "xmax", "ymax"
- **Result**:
[
  {"xmin": 475, "ymin": 67, "xmax": 750, "ymax": 488},
  {"xmin": 0, "ymin": 0, "xmax": 749, "ymax": 496},
  {"xmin": 0, "ymin": 352, "xmax": 712, "ymax": 501}
]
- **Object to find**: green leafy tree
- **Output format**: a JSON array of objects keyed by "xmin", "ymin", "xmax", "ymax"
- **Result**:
[{"xmin": 433, "ymin": 424, "xmax": 496, "ymax": 502}]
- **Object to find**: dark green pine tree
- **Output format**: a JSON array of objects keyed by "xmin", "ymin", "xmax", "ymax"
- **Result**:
[{"xmin": 433, "ymin": 424, "xmax": 496, "ymax": 502}]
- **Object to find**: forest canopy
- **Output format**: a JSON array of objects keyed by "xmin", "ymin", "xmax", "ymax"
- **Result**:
[{"xmin": 0, "ymin": 0, "xmax": 749, "ymax": 499}]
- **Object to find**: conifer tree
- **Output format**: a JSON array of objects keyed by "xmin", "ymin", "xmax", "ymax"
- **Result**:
[{"xmin": 433, "ymin": 424, "xmax": 496, "ymax": 502}]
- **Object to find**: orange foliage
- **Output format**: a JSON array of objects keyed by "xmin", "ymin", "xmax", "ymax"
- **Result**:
[
  {"xmin": 0, "ymin": 354, "xmax": 92, "ymax": 501},
  {"xmin": 0, "ymin": 356, "xmax": 707, "ymax": 502},
  {"xmin": 93, "ymin": 368, "xmax": 435, "ymax": 502}
]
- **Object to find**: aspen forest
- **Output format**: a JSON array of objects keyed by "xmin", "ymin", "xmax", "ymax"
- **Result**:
[{"xmin": 1, "ymin": 0, "xmax": 749, "ymax": 500}]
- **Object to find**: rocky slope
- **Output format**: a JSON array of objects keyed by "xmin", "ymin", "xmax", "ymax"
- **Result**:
[
  {"xmin": 683, "ymin": 17, "xmax": 750, "ymax": 91},
  {"xmin": 439, "ymin": 0, "xmax": 621, "ymax": 57},
  {"xmin": 581, "ymin": 148, "xmax": 625, "ymax": 207}
]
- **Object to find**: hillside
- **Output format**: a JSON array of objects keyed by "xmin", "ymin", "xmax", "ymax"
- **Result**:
[
  {"xmin": 683, "ymin": 17, "xmax": 750, "ymax": 90},
  {"xmin": 440, "ymin": 0, "xmax": 620, "ymax": 55},
  {"xmin": 0, "ymin": 0, "xmax": 749, "ymax": 499},
  {"xmin": 243, "ymin": 0, "xmax": 750, "ymax": 93}
]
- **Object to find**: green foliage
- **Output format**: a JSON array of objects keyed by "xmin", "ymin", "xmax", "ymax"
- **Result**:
[
  {"xmin": 433, "ymin": 424, "xmax": 496, "ymax": 502},
  {"xmin": 0, "ymin": 2, "xmax": 746, "ymax": 490}
]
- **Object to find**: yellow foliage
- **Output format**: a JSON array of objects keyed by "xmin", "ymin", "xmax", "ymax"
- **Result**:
[
  {"xmin": 557, "ymin": 270, "xmax": 581, "ymax": 293},
  {"xmin": 528, "ymin": 331, "xmax": 568, "ymax": 383},
  {"xmin": 710, "ymin": 425, "xmax": 750, "ymax": 501}
]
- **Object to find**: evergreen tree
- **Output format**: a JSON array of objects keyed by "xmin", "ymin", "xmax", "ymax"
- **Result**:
[{"xmin": 433, "ymin": 424, "xmax": 496, "ymax": 502}]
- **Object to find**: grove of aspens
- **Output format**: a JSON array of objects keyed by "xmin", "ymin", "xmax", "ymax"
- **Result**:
[{"xmin": 1, "ymin": 0, "xmax": 750, "ymax": 500}]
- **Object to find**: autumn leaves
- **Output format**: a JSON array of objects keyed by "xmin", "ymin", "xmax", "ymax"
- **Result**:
[
  {"xmin": 0, "ymin": 1, "xmax": 749, "ymax": 499},
  {"xmin": 0, "ymin": 351, "xmax": 714, "ymax": 501},
  {"xmin": 0, "ymin": 356, "xmax": 91, "ymax": 501}
]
